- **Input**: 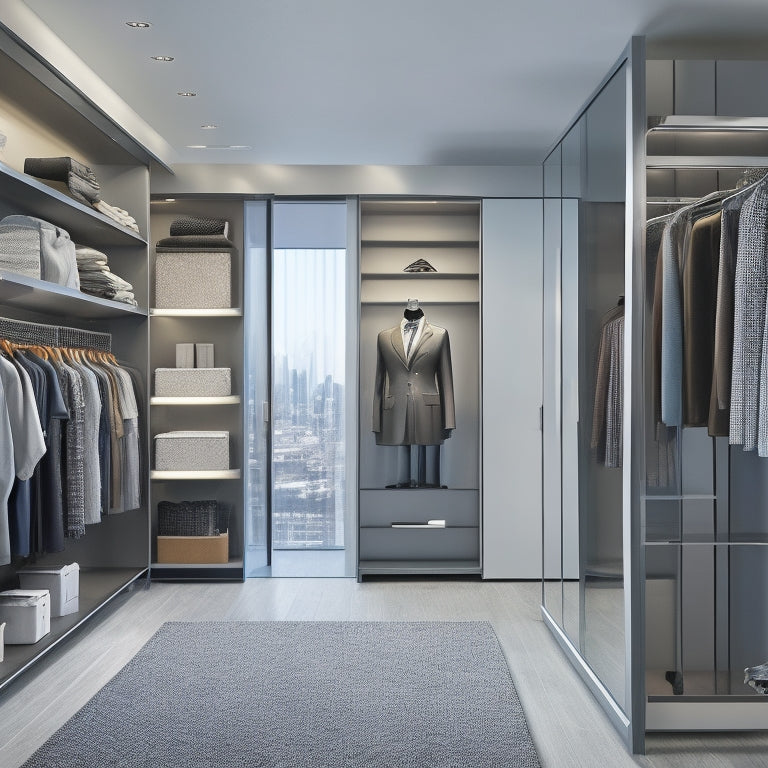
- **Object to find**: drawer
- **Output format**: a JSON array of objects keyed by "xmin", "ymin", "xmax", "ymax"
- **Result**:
[
  {"xmin": 359, "ymin": 489, "xmax": 478, "ymax": 527},
  {"xmin": 359, "ymin": 527, "xmax": 479, "ymax": 561}
]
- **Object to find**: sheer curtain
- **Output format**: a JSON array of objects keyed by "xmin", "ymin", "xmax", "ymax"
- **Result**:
[{"xmin": 271, "ymin": 247, "xmax": 347, "ymax": 549}]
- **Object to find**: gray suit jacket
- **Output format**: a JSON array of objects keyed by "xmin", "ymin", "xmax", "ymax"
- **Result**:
[{"xmin": 372, "ymin": 322, "xmax": 455, "ymax": 446}]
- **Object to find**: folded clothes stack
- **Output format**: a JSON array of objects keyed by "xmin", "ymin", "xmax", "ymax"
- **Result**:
[
  {"xmin": 25, "ymin": 156, "xmax": 101, "ymax": 205},
  {"xmin": 24, "ymin": 156, "xmax": 141, "ymax": 234},
  {"xmin": 76, "ymin": 245, "xmax": 137, "ymax": 306},
  {"xmin": 94, "ymin": 201, "xmax": 140, "ymax": 233},
  {"xmin": 156, "ymin": 215, "xmax": 233, "ymax": 248}
]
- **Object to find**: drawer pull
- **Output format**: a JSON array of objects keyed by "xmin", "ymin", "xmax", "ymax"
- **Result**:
[{"xmin": 391, "ymin": 519, "xmax": 446, "ymax": 529}]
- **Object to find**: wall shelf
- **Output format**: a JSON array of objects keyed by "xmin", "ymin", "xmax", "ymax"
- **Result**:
[
  {"xmin": 361, "ymin": 239, "xmax": 479, "ymax": 248},
  {"xmin": 361, "ymin": 272, "xmax": 478, "ymax": 280},
  {"xmin": 150, "ymin": 395, "xmax": 240, "ymax": 406},
  {"xmin": 150, "ymin": 308, "xmax": 243, "ymax": 317},
  {"xmin": 0, "ymin": 271, "xmax": 147, "ymax": 319},
  {"xmin": 0, "ymin": 161, "xmax": 147, "ymax": 247},
  {"xmin": 150, "ymin": 469, "xmax": 241, "ymax": 481}
]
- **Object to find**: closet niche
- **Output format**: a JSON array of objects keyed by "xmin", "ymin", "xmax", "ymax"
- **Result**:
[
  {"xmin": 358, "ymin": 199, "xmax": 481, "ymax": 579},
  {"xmin": 0, "ymin": 41, "xmax": 150, "ymax": 690}
]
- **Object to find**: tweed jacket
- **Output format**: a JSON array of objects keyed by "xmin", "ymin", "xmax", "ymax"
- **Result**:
[
  {"xmin": 730, "ymin": 180, "xmax": 768, "ymax": 452},
  {"xmin": 372, "ymin": 321, "xmax": 455, "ymax": 446}
]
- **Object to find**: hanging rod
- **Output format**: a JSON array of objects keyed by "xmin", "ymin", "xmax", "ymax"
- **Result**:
[
  {"xmin": 649, "ymin": 115, "xmax": 768, "ymax": 132},
  {"xmin": 0, "ymin": 316, "xmax": 111, "ymax": 352},
  {"xmin": 647, "ymin": 156, "xmax": 768, "ymax": 169}
]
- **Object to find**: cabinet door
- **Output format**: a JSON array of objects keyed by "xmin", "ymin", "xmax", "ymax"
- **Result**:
[{"xmin": 481, "ymin": 198, "xmax": 543, "ymax": 579}]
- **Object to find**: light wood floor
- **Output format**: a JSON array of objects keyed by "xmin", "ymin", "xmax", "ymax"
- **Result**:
[{"xmin": 1, "ymin": 578, "xmax": 767, "ymax": 768}]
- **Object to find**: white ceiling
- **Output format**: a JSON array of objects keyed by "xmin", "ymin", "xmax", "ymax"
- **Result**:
[{"xmin": 18, "ymin": 0, "xmax": 768, "ymax": 167}]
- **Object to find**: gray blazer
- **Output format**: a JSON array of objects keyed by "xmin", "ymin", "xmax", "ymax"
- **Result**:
[{"xmin": 372, "ymin": 322, "xmax": 455, "ymax": 446}]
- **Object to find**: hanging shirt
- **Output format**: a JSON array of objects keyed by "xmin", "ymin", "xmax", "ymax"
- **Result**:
[
  {"xmin": 23, "ymin": 350, "xmax": 68, "ymax": 553},
  {"xmin": 4, "ymin": 354, "xmax": 47, "ymax": 556},
  {"xmin": 0, "ymin": 379, "xmax": 14, "ymax": 566}
]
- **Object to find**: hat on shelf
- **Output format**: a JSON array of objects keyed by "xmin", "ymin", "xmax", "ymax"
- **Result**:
[{"xmin": 403, "ymin": 258, "xmax": 437, "ymax": 273}]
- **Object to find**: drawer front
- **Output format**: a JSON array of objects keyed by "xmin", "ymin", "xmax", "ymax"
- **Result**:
[
  {"xmin": 359, "ymin": 489, "xmax": 478, "ymax": 527},
  {"xmin": 359, "ymin": 527, "xmax": 479, "ymax": 561}
]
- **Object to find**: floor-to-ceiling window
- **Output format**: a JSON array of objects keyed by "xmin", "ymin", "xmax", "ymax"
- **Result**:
[{"xmin": 245, "ymin": 200, "xmax": 357, "ymax": 577}]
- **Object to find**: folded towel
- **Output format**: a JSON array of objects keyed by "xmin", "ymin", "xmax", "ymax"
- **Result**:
[
  {"xmin": 170, "ymin": 216, "xmax": 229, "ymax": 238},
  {"xmin": 156, "ymin": 233, "xmax": 234, "ymax": 249}
]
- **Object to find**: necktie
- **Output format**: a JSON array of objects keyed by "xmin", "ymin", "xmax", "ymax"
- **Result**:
[{"xmin": 404, "ymin": 321, "xmax": 419, "ymax": 358}]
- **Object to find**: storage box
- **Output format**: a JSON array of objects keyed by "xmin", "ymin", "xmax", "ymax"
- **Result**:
[
  {"xmin": 155, "ymin": 250, "xmax": 231, "ymax": 308},
  {"xmin": 195, "ymin": 343, "xmax": 215, "ymax": 368},
  {"xmin": 0, "ymin": 589, "xmax": 50, "ymax": 644},
  {"xmin": 157, "ymin": 531, "xmax": 229, "ymax": 564},
  {"xmin": 155, "ymin": 431, "xmax": 229, "ymax": 471},
  {"xmin": 18, "ymin": 563, "xmax": 79, "ymax": 617},
  {"xmin": 155, "ymin": 368, "xmax": 231, "ymax": 397},
  {"xmin": 175, "ymin": 343, "xmax": 195, "ymax": 368}
]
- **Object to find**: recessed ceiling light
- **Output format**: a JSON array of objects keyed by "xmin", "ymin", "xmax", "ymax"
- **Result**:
[
  {"xmin": 151, "ymin": 55, "xmax": 174, "ymax": 62},
  {"xmin": 185, "ymin": 144, "xmax": 253, "ymax": 150},
  {"xmin": 126, "ymin": 21, "xmax": 151, "ymax": 28},
  {"xmin": 200, "ymin": 124, "xmax": 218, "ymax": 130},
  {"xmin": 177, "ymin": 92, "xmax": 197, "ymax": 97}
]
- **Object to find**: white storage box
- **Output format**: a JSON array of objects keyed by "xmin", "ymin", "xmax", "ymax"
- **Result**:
[
  {"xmin": 175, "ymin": 343, "xmax": 195, "ymax": 368},
  {"xmin": 18, "ymin": 563, "xmax": 79, "ymax": 617},
  {"xmin": 155, "ymin": 250, "xmax": 231, "ymax": 308},
  {"xmin": 0, "ymin": 589, "xmax": 50, "ymax": 644},
  {"xmin": 155, "ymin": 431, "xmax": 229, "ymax": 471},
  {"xmin": 154, "ymin": 368, "xmax": 231, "ymax": 397}
]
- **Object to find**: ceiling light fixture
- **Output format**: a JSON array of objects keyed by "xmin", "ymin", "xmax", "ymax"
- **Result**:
[
  {"xmin": 151, "ymin": 55, "xmax": 174, "ymax": 62},
  {"xmin": 200, "ymin": 124, "xmax": 218, "ymax": 130},
  {"xmin": 177, "ymin": 92, "xmax": 197, "ymax": 97},
  {"xmin": 186, "ymin": 144, "xmax": 253, "ymax": 150},
  {"xmin": 125, "ymin": 21, "xmax": 151, "ymax": 28}
]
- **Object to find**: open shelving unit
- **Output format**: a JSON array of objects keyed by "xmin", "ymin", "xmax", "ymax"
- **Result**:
[
  {"xmin": 357, "ymin": 199, "xmax": 482, "ymax": 580},
  {"xmin": 0, "ymin": 36, "xmax": 151, "ymax": 691},
  {"xmin": 148, "ymin": 197, "xmax": 246, "ymax": 582}
]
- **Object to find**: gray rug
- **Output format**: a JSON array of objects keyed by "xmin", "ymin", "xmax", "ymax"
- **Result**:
[{"xmin": 23, "ymin": 621, "xmax": 541, "ymax": 768}]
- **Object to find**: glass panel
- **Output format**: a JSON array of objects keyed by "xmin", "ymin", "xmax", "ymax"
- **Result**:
[
  {"xmin": 244, "ymin": 201, "xmax": 270, "ymax": 576},
  {"xmin": 271, "ymin": 247, "xmax": 347, "ymax": 550},
  {"xmin": 542, "ymin": 145, "xmax": 563, "ymax": 627},
  {"xmin": 560, "ymin": 118, "xmax": 584, "ymax": 649},
  {"xmin": 270, "ymin": 201, "xmax": 349, "ymax": 576},
  {"xmin": 578, "ymin": 69, "xmax": 627, "ymax": 710}
]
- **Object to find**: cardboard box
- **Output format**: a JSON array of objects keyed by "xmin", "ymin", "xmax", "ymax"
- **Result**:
[
  {"xmin": 155, "ymin": 250, "xmax": 231, "ymax": 309},
  {"xmin": 157, "ymin": 531, "xmax": 229, "ymax": 564},
  {"xmin": 0, "ymin": 589, "xmax": 50, "ymax": 644},
  {"xmin": 155, "ymin": 431, "xmax": 229, "ymax": 471},
  {"xmin": 18, "ymin": 563, "xmax": 79, "ymax": 617}
]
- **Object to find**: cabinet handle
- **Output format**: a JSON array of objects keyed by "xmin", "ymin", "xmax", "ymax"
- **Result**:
[{"xmin": 391, "ymin": 519, "xmax": 446, "ymax": 528}]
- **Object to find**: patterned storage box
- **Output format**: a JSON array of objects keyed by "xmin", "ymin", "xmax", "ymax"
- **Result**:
[
  {"xmin": 154, "ymin": 368, "xmax": 231, "ymax": 397},
  {"xmin": 154, "ymin": 250, "xmax": 231, "ymax": 308},
  {"xmin": 154, "ymin": 431, "xmax": 229, "ymax": 471}
]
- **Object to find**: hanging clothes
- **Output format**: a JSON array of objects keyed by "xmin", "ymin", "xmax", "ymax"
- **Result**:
[
  {"xmin": 0, "ymin": 318, "xmax": 143, "ymax": 562},
  {"xmin": 651, "ymin": 172, "xmax": 768, "ymax": 455},
  {"xmin": 591, "ymin": 302, "xmax": 625, "ymax": 468}
]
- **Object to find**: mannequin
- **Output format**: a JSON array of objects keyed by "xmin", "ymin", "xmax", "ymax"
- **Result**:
[{"xmin": 372, "ymin": 298, "xmax": 455, "ymax": 487}]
